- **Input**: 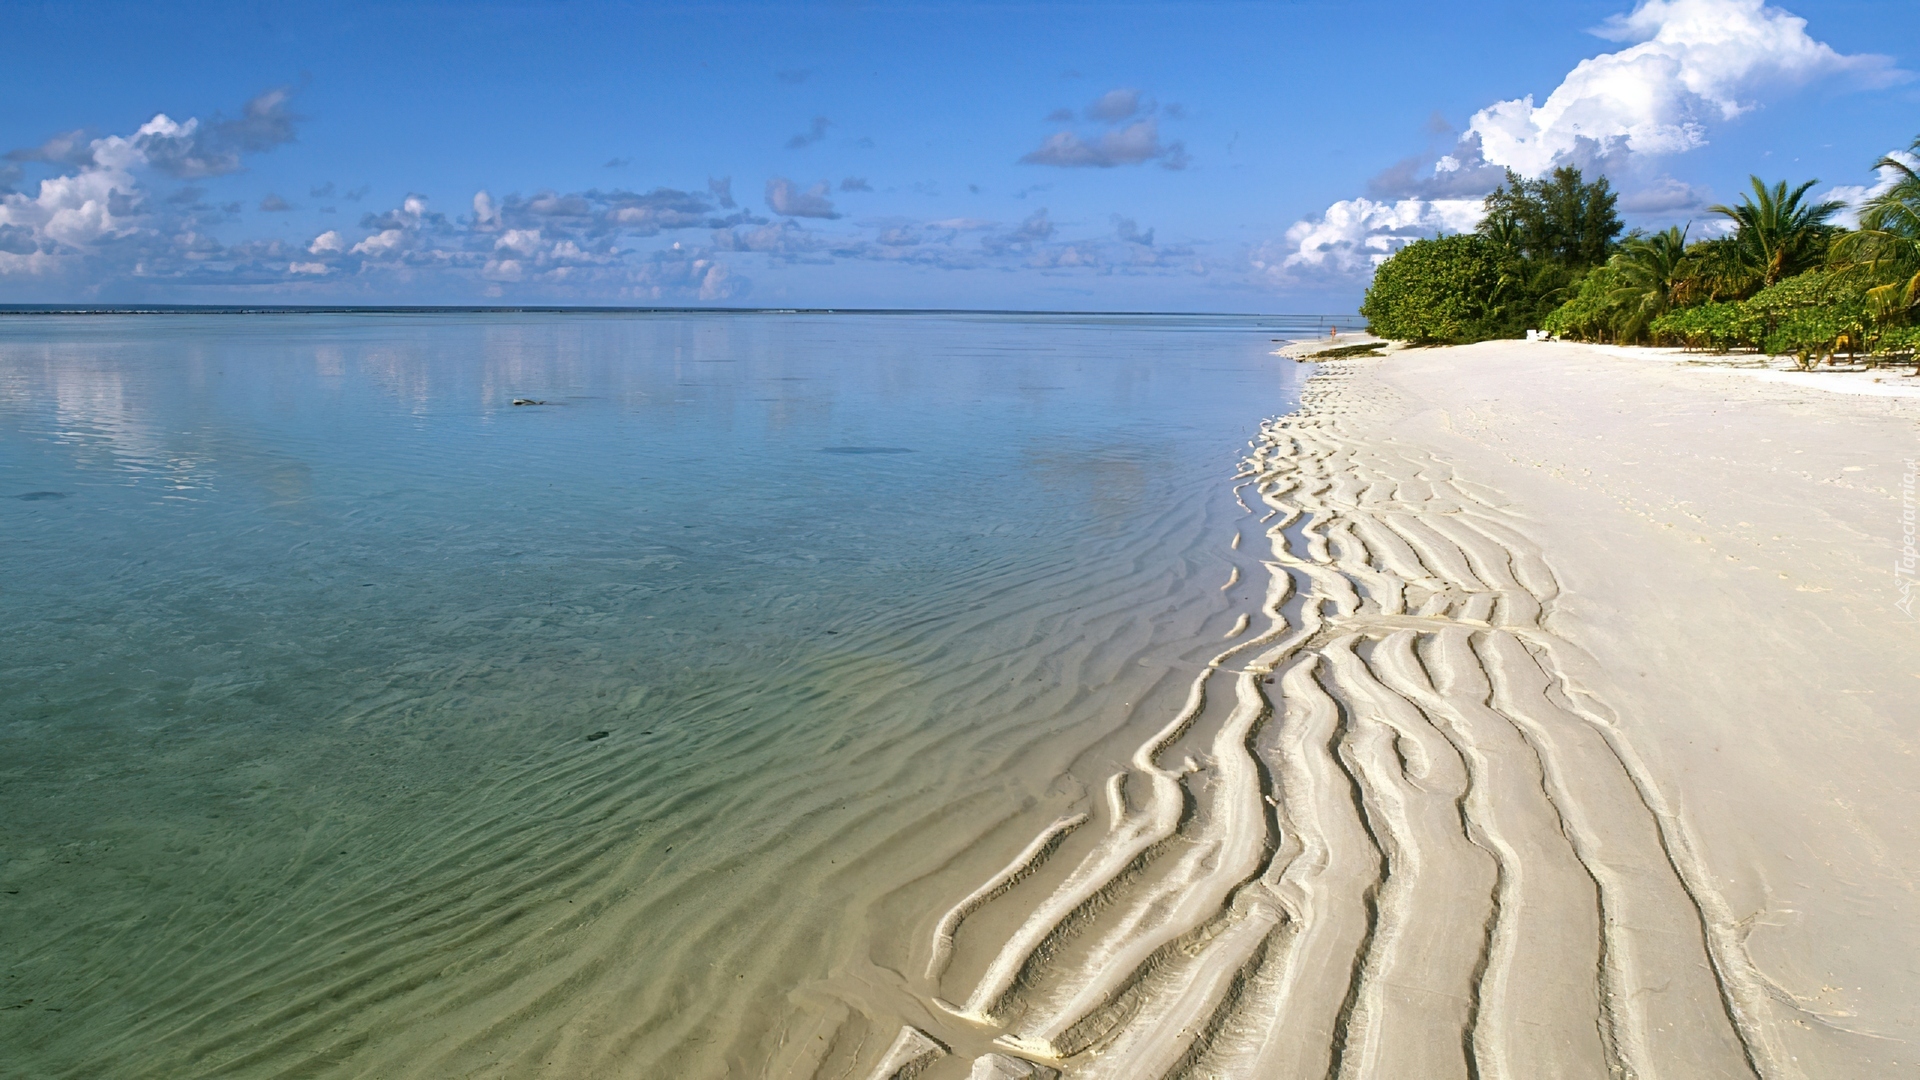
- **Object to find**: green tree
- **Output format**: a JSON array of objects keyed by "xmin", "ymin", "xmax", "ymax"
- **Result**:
[
  {"xmin": 1650, "ymin": 301, "xmax": 1748, "ymax": 352},
  {"xmin": 1480, "ymin": 167, "xmax": 1623, "ymax": 269},
  {"xmin": 1672, "ymin": 235, "xmax": 1760, "ymax": 305},
  {"xmin": 1709, "ymin": 177, "xmax": 1844, "ymax": 287},
  {"xmin": 1476, "ymin": 166, "xmax": 1624, "ymax": 333},
  {"xmin": 1360, "ymin": 234, "xmax": 1503, "ymax": 343},
  {"xmin": 1739, "ymin": 269, "xmax": 1870, "ymax": 368},
  {"xmin": 1606, "ymin": 226, "xmax": 1690, "ymax": 342},
  {"xmin": 1541, "ymin": 264, "xmax": 1627, "ymax": 341}
]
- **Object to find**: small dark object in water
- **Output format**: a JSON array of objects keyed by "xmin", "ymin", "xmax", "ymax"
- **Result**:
[
  {"xmin": 12, "ymin": 491, "xmax": 66, "ymax": 501},
  {"xmin": 820, "ymin": 446, "xmax": 913, "ymax": 454},
  {"xmin": 825, "ymin": 630, "xmax": 838, "ymax": 634},
  {"xmin": 586, "ymin": 730, "xmax": 610, "ymax": 741},
  {"xmin": 511, "ymin": 398, "xmax": 547, "ymax": 406}
]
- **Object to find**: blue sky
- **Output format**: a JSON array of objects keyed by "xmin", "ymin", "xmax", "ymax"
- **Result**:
[{"xmin": 1, "ymin": 0, "xmax": 1914, "ymax": 311}]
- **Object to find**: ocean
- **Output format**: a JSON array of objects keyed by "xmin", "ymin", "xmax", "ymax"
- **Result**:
[{"xmin": 0, "ymin": 311, "xmax": 1312, "ymax": 1076}]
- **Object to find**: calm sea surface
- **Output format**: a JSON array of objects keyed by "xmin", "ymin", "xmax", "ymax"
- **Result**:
[{"xmin": 0, "ymin": 312, "xmax": 1309, "ymax": 1077}]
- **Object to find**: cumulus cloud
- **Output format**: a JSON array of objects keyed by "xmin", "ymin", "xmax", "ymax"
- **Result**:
[
  {"xmin": 1022, "ymin": 87, "xmax": 1187, "ymax": 170},
  {"xmin": 632, "ymin": 242, "xmax": 739, "ymax": 301},
  {"xmin": 0, "ymin": 86, "xmax": 314, "ymax": 280},
  {"xmin": 137, "ymin": 88, "xmax": 302, "ymax": 178},
  {"xmin": 765, "ymin": 176, "xmax": 840, "ymax": 219},
  {"xmin": 1009, "ymin": 208, "xmax": 1053, "ymax": 243},
  {"xmin": 0, "ymin": 87, "xmax": 1219, "ymax": 297},
  {"xmin": 472, "ymin": 190, "xmax": 499, "ymax": 229},
  {"xmin": 0, "ymin": 224, "xmax": 36, "ymax": 255},
  {"xmin": 1022, "ymin": 119, "xmax": 1186, "ymax": 170},
  {"xmin": 1470, "ymin": 0, "xmax": 1892, "ymax": 175},
  {"xmin": 1086, "ymin": 88, "xmax": 1142, "ymax": 122},
  {"xmin": 1824, "ymin": 148, "xmax": 1920, "ymax": 228},
  {"xmin": 1113, "ymin": 216, "xmax": 1154, "ymax": 245},
  {"xmin": 5, "ymin": 129, "xmax": 98, "ymax": 169},
  {"xmin": 1258, "ymin": 198, "xmax": 1486, "ymax": 283},
  {"xmin": 1263, "ymin": 0, "xmax": 1901, "ymax": 287},
  {"xmin": 713, "ymin": 218, "xmax": 825, "ymax": 258},
  {"xmin": 786, "ymin": 116, "xmax": 830, "ymax": 149},
  {"xmin": 1619, "ymin": 176, "xmax": 1709, "ymax": 213}
]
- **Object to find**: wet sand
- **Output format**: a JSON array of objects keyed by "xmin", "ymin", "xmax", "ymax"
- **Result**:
[{"xmin": 864, "ymin": 340, "xmax": 1919, "ymax": 1079}]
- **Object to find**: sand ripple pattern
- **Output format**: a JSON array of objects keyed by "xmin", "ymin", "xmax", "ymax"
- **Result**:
[{"xmin": 836, "ymin": 367, "xmax": 1794, "ymax": 1079}]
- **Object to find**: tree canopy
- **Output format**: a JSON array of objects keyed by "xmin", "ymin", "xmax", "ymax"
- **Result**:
[
  {"xmin": 1357, "ymin": 234, "xmax": 1502, "ymax": 344},
  {"xmin": 1362, "ymin": 166, "xmax": 1620, "ymax": 342},
  {"xmin": 1480, "ymin": 167, "xmax": 1623, "ymax": 270},
  {"xmin": 1362, "ymin": 147, "xmax": 1920, "ymax": 369}
]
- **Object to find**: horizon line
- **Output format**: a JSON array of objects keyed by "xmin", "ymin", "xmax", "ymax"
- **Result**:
[{"xmin": 0, "ymin": 303, "xmax": 1363, "ymax": 321}]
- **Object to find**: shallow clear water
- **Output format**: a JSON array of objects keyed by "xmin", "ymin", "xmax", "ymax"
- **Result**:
[{"xmin": 0, "ymin": 312, "xmax": 1306, "ymax": 1077}]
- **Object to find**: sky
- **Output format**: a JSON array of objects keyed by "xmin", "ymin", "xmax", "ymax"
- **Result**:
[{"xmin": 0, "ymin": 0, "xmax": 1914, "ymax": 312}]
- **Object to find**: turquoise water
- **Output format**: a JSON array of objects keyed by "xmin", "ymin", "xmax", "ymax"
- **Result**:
[{"xmin": 0, "ymin": 312, "xmax": 1307, "ymax": 1077}]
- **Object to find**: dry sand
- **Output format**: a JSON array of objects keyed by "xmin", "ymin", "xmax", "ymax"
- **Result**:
[{"xmin": 838, "ymin": 340, "xmax": 1919, "ymax": 1079}]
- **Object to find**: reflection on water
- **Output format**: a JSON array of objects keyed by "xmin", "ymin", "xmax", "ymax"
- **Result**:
[{"xmin": 0, "ymin": 312, "xmax": 1304, "ymax": 1077}]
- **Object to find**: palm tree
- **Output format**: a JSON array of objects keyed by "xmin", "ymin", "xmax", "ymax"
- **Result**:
[
  {"xmin": 1673, "ymin": 235, "xmax": 1758, "ymax": 304},
  {"xmin": 1607, "ymin": 226, "xmax": 1689, "ymax": 341},
  {"xmin": 1709, "ymin": 177, "xmax": 1845, "ymax": 286},
  {"xmin": 1831, "ymin": 137, "xmax": 1920, "ymax": 318}
]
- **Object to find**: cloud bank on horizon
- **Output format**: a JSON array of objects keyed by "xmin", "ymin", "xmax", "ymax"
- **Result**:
[
  {"xmin": 0, "ymin": 79, "xmax": 1206, "ymax": 302},
  {"xmin": 1261, "ymin": 0, "xmax": 1903, "ymax": 286}
]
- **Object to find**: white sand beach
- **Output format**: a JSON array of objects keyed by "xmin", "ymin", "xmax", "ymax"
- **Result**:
[{"xmin": 861, "ymin": 340, "xmax": 1920, "ymax": 1079}]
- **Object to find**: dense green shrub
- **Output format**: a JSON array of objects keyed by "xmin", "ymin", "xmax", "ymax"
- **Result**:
[
  {"xmin": 1872, "ymin": 323, "xmax": 1920, "ymax": 356},
  {"xmin": 1649, "ymin": 302, "xmax": 1749, "ymax": 351},
  {"xmin": 1740, "ymin": 270, "xmax": 1870, "ymax": 365},
  {"xmin": 1540, "ymin": 266, "xmax": 1624, "ymax": 341},
  {"xmin": 1359, "ymin": 234, "xmax": 1503, "ymax": 343}
]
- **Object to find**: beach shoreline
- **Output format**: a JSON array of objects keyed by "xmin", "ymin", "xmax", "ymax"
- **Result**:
[{"xmin": 879, "ymin": 338, "xmax": 1918, "ymax": 1078}]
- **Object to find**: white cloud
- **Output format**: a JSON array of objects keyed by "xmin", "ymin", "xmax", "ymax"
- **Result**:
[
  {"xmin": 765, "ymin": 177, "xmax": 839, "ymax": 219},
  {"xmin": 1086, "ymin": 88, "xmax": 1142, "ymax": 122},
  {"xmin": 1472, "ymin": 0, "xmax": 1891, "ymax": 176},
  {"xmin": 0, "ymin": 133, "xmax": 146, "ymax": 269},
  {"xmin": 350, "ymin": 229, "xmax": 407, "ymax": 257},
  {"xmin": 495, "ymin": 228, "xmax": 544, "ymax": 257},
  {"xmin": 1262, "ymin": 0, "xmax": 1900, "ymax": 288},
  {"xmin": 1021, "ymin": 118, "xmax": 1186, "ymax": 170},
  {"xmin": 1259, "ymin": 198, "xmax": 1485, "ymax": 283},
  {"xmin": 308, "ymin": 230, "xmax": 345, "ymax": 255},
  {"xmin": 0, "ymin": 90, "xmax": 304, "ymax": 279},
  {"xmin": 473, "ymin": 189, "xmax": 499, "ymax": 229},
  {"xmin": 288, "ymin": 261, "xmax": 330, "ymax": 275},
  {"xmin": 1619, "ymin": 175, "xmax": 1710, "ymax": 213},
  {"xmin": 1823, "ymin": 149, "xmax": 1917, "ymax": 228}
]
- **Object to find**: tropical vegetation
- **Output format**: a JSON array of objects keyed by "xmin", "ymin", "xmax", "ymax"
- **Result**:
[{"xmin": 1360, "ymin": 137, "xmax": 1920, "ymax": 368}]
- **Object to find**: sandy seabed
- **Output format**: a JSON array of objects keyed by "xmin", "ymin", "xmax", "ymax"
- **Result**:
[{"xmin": 835, "ymin": 341, "xmax": 1920, "ymax": 1080}]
